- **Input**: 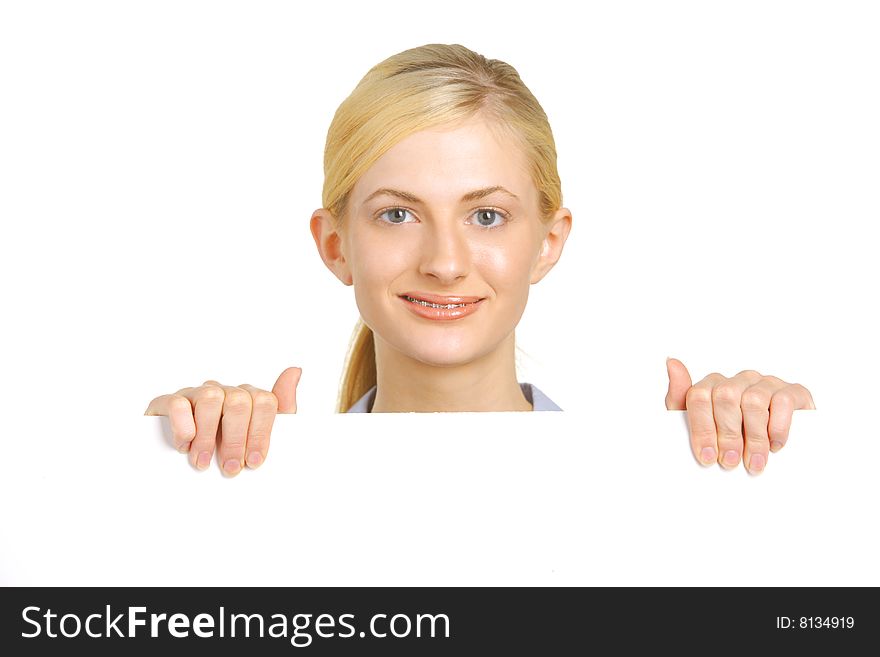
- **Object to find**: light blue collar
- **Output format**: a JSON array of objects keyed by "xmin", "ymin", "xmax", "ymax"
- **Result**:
[{"xmin": 345, "ymin": 382, "xmax": 562, "ymax": 412}]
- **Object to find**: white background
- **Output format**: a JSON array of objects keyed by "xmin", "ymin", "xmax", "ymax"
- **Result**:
[{"xmin": 1, "ymin": 0, "xmax": 878, "ymax": 585}]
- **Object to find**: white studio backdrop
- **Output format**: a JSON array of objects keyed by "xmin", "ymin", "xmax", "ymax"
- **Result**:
[{"xmin": 1, "ymin": 1, "xmax": 878, "ymax": 585}]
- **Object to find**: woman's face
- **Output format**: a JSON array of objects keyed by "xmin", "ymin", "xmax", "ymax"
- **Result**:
[{"xmin": 331, "ymin": 115, "xmax": 566, "ymax": 367}]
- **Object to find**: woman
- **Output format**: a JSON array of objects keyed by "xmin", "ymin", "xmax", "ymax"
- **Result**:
[{"xmin": 145, "ymin": 44, "xmax": 815, "ymax": 476}]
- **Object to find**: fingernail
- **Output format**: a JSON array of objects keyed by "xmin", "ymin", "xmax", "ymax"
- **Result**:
[
  {"xmin": 722, "ymin": 450, "xmax": 739, "ymax": 467},
  {"xmin": 770, "ymin": 440, "xmax": 784, "ymax": 452},
  {"xmin": 749, "ymin": 453, "xmax": 766, "ymax": 473},
  {"xmin": 700, "ymin": 446, "xmax": 716, "ymax": 465},
  {"xmin": 177, "ymin": 442, "xmax": 190, "ymax": 454},
  {"xmin": 246, "ymin": 452, "xmax": 263, "ymax": 468},
  {"xmin": 197, "ymin": 451, "xmax": 212, "ymax": 470},
  {"xmin": 223, "ymin": 459, "xmax": 242, "ymax": 475}
]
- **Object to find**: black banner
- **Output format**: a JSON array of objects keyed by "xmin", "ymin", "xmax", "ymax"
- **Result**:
[{"xmin": 1, "ymin": 587, "xmax": 874, "ymax": 653}]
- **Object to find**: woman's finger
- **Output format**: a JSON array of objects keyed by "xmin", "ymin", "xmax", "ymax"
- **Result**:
[
  {"xmin": 685, "ymin": 372, "xmax": 726, "ymax": 466},
  {"xmin": 768, "ymin": 383, "xmax": 815, "ymax": 451},
  {"xmin": 214, "ymin": 385, "xmax": 253, "ymax": 477},
  {"xmin": 177, "ymin": 385, "xmax": 225, "ymax": 470},
  {"xmin": 238, "ymin": 384, "xmax": 279, "ymax": 468},
  {"xmin": 144, "ymin": 392, "xmax": 197, "ymax": 452}
]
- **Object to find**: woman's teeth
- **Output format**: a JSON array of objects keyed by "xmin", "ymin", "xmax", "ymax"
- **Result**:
[{"xmin": 403, "ymin": 295, "xmax": 470, "ymax": 309}]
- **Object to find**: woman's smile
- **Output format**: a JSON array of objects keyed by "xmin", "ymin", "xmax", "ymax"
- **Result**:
[{"xmin": 398, "ymin": 291, "xmax": 486, "ymax": 320}]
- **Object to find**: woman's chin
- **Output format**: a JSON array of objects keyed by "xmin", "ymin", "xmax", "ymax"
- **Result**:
[{"xmin": 396, "ymin": 340, "xmax": 489, "ymax": 368}]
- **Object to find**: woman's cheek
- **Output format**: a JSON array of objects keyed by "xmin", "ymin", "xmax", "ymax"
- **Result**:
[
  {"xmin": 477, "ymin": 243, "xmax": 534, "ymax": 306},
  {"xmin": 350, "ymin": 248, "xmax": 406, "ymax": 325}
]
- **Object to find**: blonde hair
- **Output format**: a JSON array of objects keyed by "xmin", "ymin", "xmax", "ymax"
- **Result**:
[{"xmin": 324, "ymin": 44, "xmax": 563, "ymax": 412}]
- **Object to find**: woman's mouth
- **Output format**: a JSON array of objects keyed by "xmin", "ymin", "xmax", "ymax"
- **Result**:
[{"xmin": 398, "ymin": 292, "xmax": 485, "ymax": 321}]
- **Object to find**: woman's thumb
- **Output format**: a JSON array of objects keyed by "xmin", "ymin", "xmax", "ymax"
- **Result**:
[
  {"xmin": 665, "ymin": 357, "xmax": 692, "ymax": 410},
  {"xmin": 273, "ymin": 366, "xmax": 302, "ymax": 413}
]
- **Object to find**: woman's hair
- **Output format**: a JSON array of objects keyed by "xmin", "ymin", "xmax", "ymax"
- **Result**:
[{"xmin": 323, "ymin": 43, "xmax": 563, "ymax": 413}]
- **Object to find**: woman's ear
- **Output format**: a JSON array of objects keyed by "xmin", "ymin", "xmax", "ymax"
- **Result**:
[
  {"xmin": 310, "ymin": 209, "xmax": 353, "ymax": 286},
  {"xmin": 530, "ymin": 208, "xmax": 572, "ymax": 284}
]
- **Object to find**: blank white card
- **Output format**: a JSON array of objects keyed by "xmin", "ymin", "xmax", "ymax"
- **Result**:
[{"xmin": 1, "ymin": 409, "xmax": 872, "ymax": 587}]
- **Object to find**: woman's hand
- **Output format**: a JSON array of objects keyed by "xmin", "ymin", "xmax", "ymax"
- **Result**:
[
  {"xmin": 664, "ymin": 358, "xmax": 815, "ymax": 474},
  {"xmin": 144, "ymin": 366, "xmax": 302, "ymax": 476}
]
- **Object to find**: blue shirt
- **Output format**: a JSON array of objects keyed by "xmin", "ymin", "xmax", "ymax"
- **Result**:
[{"xmin": 345, "ymin": 382, "xmax": 562, "ymax": 412}]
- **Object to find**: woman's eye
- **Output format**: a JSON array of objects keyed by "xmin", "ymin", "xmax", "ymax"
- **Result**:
[
  {"xmin": 470, "ymin": 209, "xmax": 507, "ymax": 229},
  {"xmin": 377, "ymin": 208, "xmax": 415, "ymax": 224},
  {"xmin": 376, "ymin": 207, "xmax": 508, "ymax": 228}
]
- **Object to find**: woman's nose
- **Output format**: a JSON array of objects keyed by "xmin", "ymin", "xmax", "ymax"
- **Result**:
[{"xmin": 417, "ymin": 224, "xmax": 470, "ymax": 284}]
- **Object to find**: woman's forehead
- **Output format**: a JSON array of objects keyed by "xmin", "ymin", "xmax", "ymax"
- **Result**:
[{"xmin": 352, "ymin": 119, "xmax": 534, "ymax": 206}]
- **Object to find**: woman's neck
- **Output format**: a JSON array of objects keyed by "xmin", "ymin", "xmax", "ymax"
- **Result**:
[{"xmin": 370, "ymin": 331, "xmax": 533, "ymax": 412}]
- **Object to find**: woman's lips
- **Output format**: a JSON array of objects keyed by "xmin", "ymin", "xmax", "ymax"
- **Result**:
[{"xmin": 398, "ymin": 291, "xmax": 485, "ymax": 321}]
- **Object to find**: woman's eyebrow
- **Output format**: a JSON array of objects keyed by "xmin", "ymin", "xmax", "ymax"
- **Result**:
[{"xmin": 364, "ymin": 185, "xmax": 519, "ymax": 204}]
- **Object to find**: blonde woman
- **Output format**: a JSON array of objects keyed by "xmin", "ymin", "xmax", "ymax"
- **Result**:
[{"xmin": 145, "ymin": 44, "xmax": 815, "ymax": 476}]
